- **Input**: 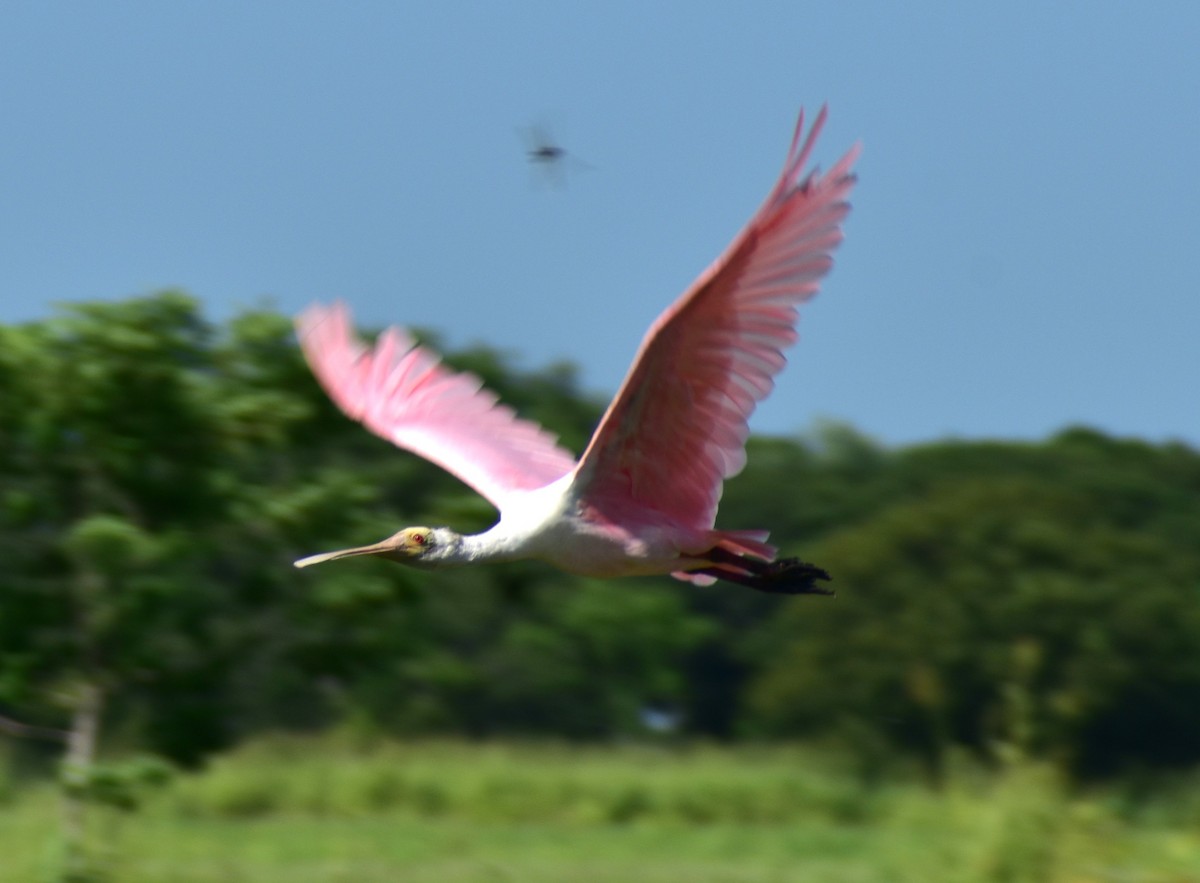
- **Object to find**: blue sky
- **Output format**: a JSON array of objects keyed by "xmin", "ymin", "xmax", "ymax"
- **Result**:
[{"xmin": 3, "ymin": 3, "xmax": 1197, "ymax": 448}]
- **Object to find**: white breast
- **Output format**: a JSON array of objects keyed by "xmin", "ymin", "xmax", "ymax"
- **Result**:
[{"xmin": 488, "ymin": 475, "xmax": 693, "ymax": 578}]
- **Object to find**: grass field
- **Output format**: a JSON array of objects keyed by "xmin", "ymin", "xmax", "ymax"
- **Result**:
[{"xmin": 2, "ymin": 738, "xmax": 1199, "ymax": 882}]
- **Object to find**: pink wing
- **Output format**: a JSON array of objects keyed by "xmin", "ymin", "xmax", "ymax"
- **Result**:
[
  {"xmin": 575, "ymin": 107, "xmax": 859, "ymax": 530},
  {"xmin": 297, "ymin": 302, "xmax": 578, "ymax": 509}
]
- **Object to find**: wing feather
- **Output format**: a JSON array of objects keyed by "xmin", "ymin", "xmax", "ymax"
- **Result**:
[
  {"xmin": 297, "ymin": 302, "xmax": 577, "ymax": 509},
  {"xmin": 575, "ymin": 107, "xmax": 859, "ymax": 528}
]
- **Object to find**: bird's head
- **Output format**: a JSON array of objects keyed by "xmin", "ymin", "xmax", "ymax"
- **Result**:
[{"xmin": 293, "ymin": 526, "xmax": 460, "ymax": 569}]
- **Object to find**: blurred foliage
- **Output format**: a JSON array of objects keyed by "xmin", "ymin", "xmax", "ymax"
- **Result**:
[
  {"xmin": 744, "ymin": 437, "xmax": 1200, "ymax": 778},
  {"xmin": 1, "ymin": 292, "xmax": 1198, "ymax": 782},
  {"xmin": 8, "ymin": 738, "xmax": 1200, "ymax": 882},
  {"xmin": 62, "ymin": 755, "xmax": 173, "ymax": 813}
]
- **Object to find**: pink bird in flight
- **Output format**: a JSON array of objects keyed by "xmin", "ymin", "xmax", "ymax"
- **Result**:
[{"xmin": 295, "ymin": 107, "xmax": 859, "ymax": 594}]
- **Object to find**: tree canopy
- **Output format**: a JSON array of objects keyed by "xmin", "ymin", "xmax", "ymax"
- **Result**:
[{"xmin": 2, "ymin": 292, "xmax": 1197, "ymax": 779}]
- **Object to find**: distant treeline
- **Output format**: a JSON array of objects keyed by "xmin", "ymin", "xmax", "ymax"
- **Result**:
[{"xmin": 2, "ymin": 292, "xmax": 1198, "ymax": 779}]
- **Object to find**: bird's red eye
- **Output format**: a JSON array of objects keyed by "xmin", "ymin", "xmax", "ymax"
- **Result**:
[{"xmin": 413, "ymin": 533, "xmax": 426, "ymax": 545}]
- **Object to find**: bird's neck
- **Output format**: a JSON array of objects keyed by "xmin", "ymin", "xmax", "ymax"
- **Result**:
[
  {"xmin": 431, "ymin": 480, "xmax": 569, "ymax": 567},
  {"xmin": 434, "ymin": 527, "xmax": 523, "ymax": 567}
]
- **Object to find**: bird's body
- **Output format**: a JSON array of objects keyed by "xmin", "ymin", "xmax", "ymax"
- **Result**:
[
  {"xmin": 296, "ymin": 108, "xmax": 859, "ymax": 594},
  {"xmin": 296, "ymin": 470, "xmax": 759, "ymax": 579}
]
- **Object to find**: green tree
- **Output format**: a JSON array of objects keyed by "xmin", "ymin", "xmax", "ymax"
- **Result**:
[
  {"xmin": 5, "ymin": 291, "xmax": 1200, "ymax": 824},
  {"xmin": 0, "ymin": 294, "xmax": 331, "ymax": 874},
  {"xmin": 746, "ymin": 466, "xmax": 1200, "ymax": 778}
]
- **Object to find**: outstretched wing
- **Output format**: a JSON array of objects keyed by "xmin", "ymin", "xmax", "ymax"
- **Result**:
[
  {"xmin": 297, "ymin": 302, "xmax": 578, "ymax": 509},
  {"xmin": 575, "ymin": 107, "xmax": 859, "ymax": 529}
]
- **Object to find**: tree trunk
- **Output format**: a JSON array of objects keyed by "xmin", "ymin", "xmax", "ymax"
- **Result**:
[{"xmin": 61, "ymin": 680, "xmax": 104, "ymax": 878}]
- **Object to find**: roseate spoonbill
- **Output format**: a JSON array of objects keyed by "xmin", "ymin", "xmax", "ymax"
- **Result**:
[{"xmin": 295, "ymin": 107, "xmax": 858, "ymax": 594}]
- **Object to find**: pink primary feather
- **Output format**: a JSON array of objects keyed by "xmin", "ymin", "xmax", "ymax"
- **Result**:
[
  {"xmin": 296, "ymin": 303, "xmax": 578, "ymax": 509},
  {"xmin": 575, "ymin": 107, "xmax": 860, "ymax": 531}
]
